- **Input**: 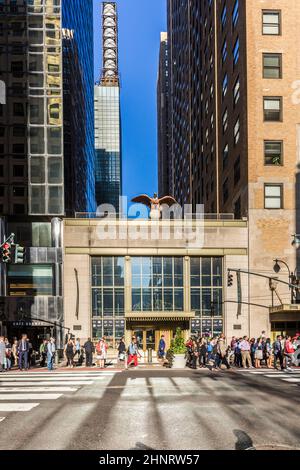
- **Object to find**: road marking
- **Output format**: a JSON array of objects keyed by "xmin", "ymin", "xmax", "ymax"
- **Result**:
[
  {"xmin": 0, "ymin": 403, "xmax": 40, "ymax": 412},
  {"xmin": 0, "ymin": 387, "xmax": 78, "ymax": 392},
  {"xmin": 282, "ymin": 378, "xmax": 300, "ymax": 383},
  {"xmin": 0, "ymin": 393, "xmax": 62, "ymax": 401},
  {"xmin": 0, "ymin": 417, "xmax": 5, "ymax": 422},
  {"xmin": 0, "ymin": 381, "xmax": 94, "ymax": 386},
  {"xmin": 0, "ymin": 377, "xmax": 101, "ymax": 382},
  {"xmin": 2, "ymin": 372, "xmax": 115, "ymax": 377}
]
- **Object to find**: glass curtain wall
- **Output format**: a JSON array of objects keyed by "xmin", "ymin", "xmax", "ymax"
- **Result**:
[
  {"xmin": 27, "ymin": 0, "xmax": 64, "ymax": 215},
  {"xmin": 131, "ymin": 257, "xmax": 184, "ymax": 312},
  {"xmin": 91, "ymin": 257, "xmax": 125, "ymax": 344},
  {"xmin": 190, "ymin": 257, "xmax": 223, "ymax": 336}
]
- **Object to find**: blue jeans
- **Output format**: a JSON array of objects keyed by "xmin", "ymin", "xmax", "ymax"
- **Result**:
[
  {"xmin": 19, "ymin": 351, "xmax": 28, "ymax": 370},
  {"xmin": 47, "ymin": 353, "xmax": 54, "ymax": 370}
]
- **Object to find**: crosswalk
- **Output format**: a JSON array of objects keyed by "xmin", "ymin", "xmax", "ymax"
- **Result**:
[
  {"xmin": 0, "ymin": 369, "xmax": 121, "ymax": 423},
  {"xmin": 236, "ymin": 368, "xmax": 300, "ymax": 385}
]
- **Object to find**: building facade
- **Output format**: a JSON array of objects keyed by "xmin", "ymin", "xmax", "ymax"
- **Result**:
[
  {"xmin": 0, "ymin": 0, "xmax": 95, "ymax": 347},
  {"xmin": 162, "ymin": 0, "xmax": 300, "ymax": 338},
  {"xmin": 63, "ymin": 218, "xmax": 249, "ymax": 350},
  {"xmin": 95, "ymin": 2, "xmax": 122, "ymax": 214},
  {"xmin": 157, "ymin": 32, "xmax": 171, "ymax": 198}
]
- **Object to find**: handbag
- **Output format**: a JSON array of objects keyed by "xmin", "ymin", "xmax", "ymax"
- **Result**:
[{"xmin": 119, "ymin": 353, "xmax": 125, "ymax": 361}]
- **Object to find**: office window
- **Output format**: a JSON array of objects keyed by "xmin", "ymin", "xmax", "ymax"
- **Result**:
[
  {"xmin": 264, "ymin": 141, "xmax": 283, "ymax": 165},
  {"xmin": 221, "ymin": 39, "xmax": 227, "ymax": 63},
  {"xmin": 13, "ymin": 186, "xmax": 25, "ymax": 197},
  {"xmin": 221, "ymin": 5, "xmax": 227, "ymax": 29},
  {"xmin": 13, "ymin": 102, "xmax": 24, "ymax": 116},
  {"xmin": 233, "ymin": 37, "xmax": 240, "ymax": 65},
  {"xmin": 264, "ymin": 184, "xmax": 283, "ymax": 209},
  {"xmin": 222, "ymin": 109, "xmax": 228, "ymax": 133},
  {"xmin": 234, "ymin": 156, "xmax": 241, "ymax": 185},
  {"xmin": 223, "ymin": 179, "xmax": 229, "ymax": 203},
  {"xmin": 233, "ymin": 76, "xmax": 240, "ymax": 106},
  {"xmin": 263, "ymin": 97, "xmax": 282, "ymax": 121},
  {"xmin": 262, "ymin": 11, "xmax": 281, "ymax": 35},
  {"xmin": 13, "ymin": 165, "xmax": 24, "ymax": 177},
  {"xmin": 222, "ymin": 74, "xmax": 228, "ymax": 98},
  {"xmin": 223, "ymin": 144, "xmax": 229, "ymax": 169},
  {"xmin": 232, "ymin": 0, "xmax": 239, "ymax": 28},
  {"xmin": 263, "ymin": 53, "xmax": 282, "ymax": 79},
  {"xmin": 234, "ymin": 118, "xmax": 240, "ymax": 144}
]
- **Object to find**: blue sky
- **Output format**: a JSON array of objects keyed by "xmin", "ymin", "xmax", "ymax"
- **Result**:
[{"xmin": 93, "ymin": 0, "xmax": 167, "ymax": 202}]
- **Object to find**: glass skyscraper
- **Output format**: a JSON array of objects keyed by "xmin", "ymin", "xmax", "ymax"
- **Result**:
[
  {"xmin": 62, "ymin": 0, "xmax": 96, "ymax": 215},
  {"xmin": 95, "ymin": 2, "xmax": 122, "ymax": 214}
]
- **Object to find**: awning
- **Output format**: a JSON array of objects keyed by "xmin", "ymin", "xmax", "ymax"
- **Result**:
[
  {"xmin": 269, "ymin": 304, "xmax": 300, "ymax": 322},
  {"xmin": 125, "ymin": 312, "xmax": 195, "ymax": 322}
]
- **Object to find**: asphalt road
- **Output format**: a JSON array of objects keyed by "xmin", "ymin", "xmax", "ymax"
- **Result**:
[{"xmin": 0, "ymin": 367, "xmax": 300, "ymax": 451}]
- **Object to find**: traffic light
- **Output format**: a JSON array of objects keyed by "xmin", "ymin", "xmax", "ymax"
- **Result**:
[
  {"xmin": 227, "ymin": 271, "xmax": 234, "ymax": 287},
  {"xmin": 1, "ymin": 242, "xmax": 11, "ymax": 263},
  {"xmin": 14, "ymin": 244, "xmax": 25, "ymax": 264}
]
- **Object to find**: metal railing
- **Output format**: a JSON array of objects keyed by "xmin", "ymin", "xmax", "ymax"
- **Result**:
[{"xmin": 74, "ymin": 212, "xmax": 237, "ymax": 221}]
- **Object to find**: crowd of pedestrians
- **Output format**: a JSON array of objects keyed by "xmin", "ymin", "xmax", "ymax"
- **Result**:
[
  {"xmin": 185, "ymin": 332, "xmax": 300, "ymax": 371},
  {"xmin": 0, "ymin": 334, "xmax": 57, "ymax": 372}
]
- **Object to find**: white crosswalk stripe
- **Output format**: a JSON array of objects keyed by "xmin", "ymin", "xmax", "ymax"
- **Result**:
[
  {"xmin": 0, "ymin": 370, "xmax": 120, "ymax": 421},
  {"xmin": 236, "ymin": 368, "xmax": 300, "ymax": 385}
]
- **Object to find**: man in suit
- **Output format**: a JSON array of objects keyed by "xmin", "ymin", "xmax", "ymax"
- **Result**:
[{"xmin": 18, "ymin": 334, "xmax": 29, "ymax": 371}]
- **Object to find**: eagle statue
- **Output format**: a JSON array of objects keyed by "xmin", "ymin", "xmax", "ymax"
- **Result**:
[{"xmin": 131, "ymin": 193, "xmax": 178, "ymax": 220}]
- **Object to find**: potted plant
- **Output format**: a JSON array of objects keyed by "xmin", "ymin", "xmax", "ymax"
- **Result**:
[{"xmin": 168, "ymin": 328, "xmax": 187, "ymax": 369}]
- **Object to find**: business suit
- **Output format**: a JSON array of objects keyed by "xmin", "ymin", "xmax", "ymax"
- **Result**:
[{"xmin": 18, "ymin": 339, "xmax": 29, "ymax": 370}]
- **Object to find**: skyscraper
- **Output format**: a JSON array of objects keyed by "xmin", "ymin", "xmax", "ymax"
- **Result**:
[
  {"xmin": 157, "ymin": 32, "xmax": 171, "ymax": 198},
  {"xmin": 0, "ymin": 0, "xmax": 95, "ymax": 346},
  {"xmin": 161, "ymin": 0, "xmax": 300, "ymax": 337},
  {"xmin": 95, "ymin": 2, "xmax": 122, "ymax": 214},
  {"xmin": 0, "ymin": 0, "xmax": 95, "ymax": 217}
]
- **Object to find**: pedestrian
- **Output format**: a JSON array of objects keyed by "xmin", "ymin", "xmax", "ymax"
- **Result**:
[
  {"xmin": 239, "ymin": 336, "xmax": 252, "ymax": 368},
  {"xmin": 95, "ymin": 338, "xmax": 106, "ymax": 369},
  {"xmin": 284, "ymin": 336, "xmax": 295, "ymax": 371},
  {"xmin": 84, "ymin": 337, "xmax": 94, "ymax": 367},
  {"xmin": 234, "ymin": 338, "xmax": 242, "ymax": 368},
  {"xmin": 47, "ymin": 337, "xmax": 56, "ymax": 371},
  {"xmin": 39, "ymin": 339, "xmax": 48, "ymax": 368},
  {"xmin": 28, "ymin": 340, "xmax": 33, "ymax": 368},
  {"xmin": 117, "ymin": 336, "xmax": 127, "ymax": 368},
  {"xmin": 264, "ymin": 338, "xmax": 273, "ymax": 369},
  {"xmin": 65, "ymin": 339, "xmax": 75, "ymax": 368},
  {"xmin": 18, "ymin": 334, "xmax": 29, "ymax": 371},
  {"xmin": 0, "ymin": 336, "xmax": 6, "ymax": 372},
  {"xmin": 249, "ymin": 338, "xmax": 256, "ymax": 367},
  {"xmin": 158, "ymin": 335, "xmax": 166, "ymax": 362},
  {"xmin": 74, "ymin": 338, "xmax": 81, "ymax": 362},
  {"xmin": 199, "ymin": 337, "xmax": 207, "ymax": 368},
  {"xmin": 190, "ymin": 339, "xmax": 199, "ymax": 369},
  {"xmin": 11, "ymin": 339, "xmax": 18, "ymax": 368},
  {"xmin": 273, "ymin": 335, "xmax": 284, "ymax": 371},
  {"xmin": 4, "ymin": 338, "xmax": 12, "ymax": 371},
  {"xmin": 229, "ymin": 336, "xmax": 236, "ymax": 365},
  {"xmin": 254, "ymin": 338, "xmax": 264, "ymax": 368},
  {"xmin": 127, "ymin": 336, "xmax": 140, "ymax": 368},
  {"xmin": 216, "ymin": 337, "xmax": 230, "ymax": 370}
]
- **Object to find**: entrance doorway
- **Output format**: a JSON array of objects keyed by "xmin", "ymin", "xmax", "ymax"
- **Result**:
[{"xmin": 132, "ymin": 328, "xmax": 174, "ymax": 352}]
